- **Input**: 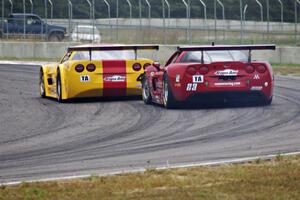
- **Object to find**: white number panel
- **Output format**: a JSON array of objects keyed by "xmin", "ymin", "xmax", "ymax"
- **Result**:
[
  {"xmin": 80, "ymin": 75, "xmax": 90, "ymax": 82},
  {"xmin": 192, "ymin": 75, "xmax": 204, "ymax": 83},
  {"xmin": 186, "ymin": 83, "xmax": 198, "ymax": 91}
]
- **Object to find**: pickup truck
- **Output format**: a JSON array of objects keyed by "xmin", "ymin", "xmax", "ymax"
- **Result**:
[{"xmin": 0, "ymin": 13, "xmax": 67, "ymax": 41}]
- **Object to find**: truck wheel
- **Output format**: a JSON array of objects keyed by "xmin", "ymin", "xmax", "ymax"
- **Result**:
[{"xmin": 49, "ymin": 34, "xmax": 60, "ymax": 42}]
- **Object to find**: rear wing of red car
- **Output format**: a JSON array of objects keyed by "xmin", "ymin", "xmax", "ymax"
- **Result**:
[
  {"xmin": 177, "ymin": 44, "xmax": 276, "ymax": 63},
  {"xmin": 67, "ymin": 44, "xmax": 159, "ymax": 60}
]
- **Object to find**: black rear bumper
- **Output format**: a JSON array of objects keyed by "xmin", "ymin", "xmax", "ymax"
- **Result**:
[{"xmin": 186, "ymin": 91, "xmax": 271, "ymax": 105}]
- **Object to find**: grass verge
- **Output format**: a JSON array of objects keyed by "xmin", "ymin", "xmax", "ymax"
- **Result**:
[
  {"xmin": 272, "ymin": 63, "xmax": 300, "ymax": 76},
  {"xmin": 0, "ymin": 155, "xmax": 299, "ymax": 200}
]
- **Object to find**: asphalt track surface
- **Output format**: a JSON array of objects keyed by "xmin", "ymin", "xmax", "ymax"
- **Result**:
[{"xmin": 0, "ymin": 63, "xmax": 300, "ymax": 183}]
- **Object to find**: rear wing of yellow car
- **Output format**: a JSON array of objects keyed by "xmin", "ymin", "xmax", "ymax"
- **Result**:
[
  {"xmin": 67, "ymin": 44, "xmax": 160, "ymax": 60},
  {"xmin": 177, "ymin": 44, "xmax": 276, "ymax": 63}
]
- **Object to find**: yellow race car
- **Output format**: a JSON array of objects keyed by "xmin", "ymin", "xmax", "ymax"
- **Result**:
[{"xmin": 39, "ymin": 44, "xmax": 159, "ymax": 102}]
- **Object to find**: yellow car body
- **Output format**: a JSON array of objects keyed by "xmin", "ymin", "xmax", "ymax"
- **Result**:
[{"xmin": 39, "ymin": 44, "xmax": 159, "ymax": 101}]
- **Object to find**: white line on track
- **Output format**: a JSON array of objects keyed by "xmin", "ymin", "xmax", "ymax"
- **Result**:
[
  {"xmin": 0, "ymin": 60, "xmax": 55, "ymax": 66},
  {"xmin": 1, "ymin": 151, "xmax": 300, "ymax": 186}
]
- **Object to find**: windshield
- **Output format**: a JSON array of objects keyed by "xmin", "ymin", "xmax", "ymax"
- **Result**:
[
  {"xmin": 72, "ymin": 50, "xmax": 135, "ymax": 60},
  {"xmin": 180, "ymin": 50, "xmax": 248, "ymax": 63}
]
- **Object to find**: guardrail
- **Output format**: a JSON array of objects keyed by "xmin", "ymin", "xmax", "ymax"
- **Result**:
[{"xmin": 0, "ymin": 42, "xmax": 299, "ymax": 65}]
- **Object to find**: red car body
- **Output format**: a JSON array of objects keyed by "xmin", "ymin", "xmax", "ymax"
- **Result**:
[{"xmin": 142, "ymin": 44, "xmax": 276, "ymax": 108}]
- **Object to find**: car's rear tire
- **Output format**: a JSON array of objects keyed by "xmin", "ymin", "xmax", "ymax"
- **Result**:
[
  {"xmin": 163, "ymin": 75, "xmax": 177, "ymax": 109},
  {"xmin": 56, "ymin": 71, "xmax": 65, "ymax": 103},
  {"xmin": 142, "ymin": 75, "xmax": 152, "ymax": 104},
  {"xmin": 39, "ymin": 69, "xmax": 46, "ymax": 98},
  {"xmin": 262, "ymin": 97, "xmax": 273, "ymax": 106}
]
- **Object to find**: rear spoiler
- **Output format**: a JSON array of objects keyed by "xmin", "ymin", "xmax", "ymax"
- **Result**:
[
  {"xmin": 177, "ymin": 44, "xmax": 276, "ymax": 52},
  {"xmin": 67, "ymin": 44, "xmax": 159, "ymax": 60},
  {"xmin": 177, "ymin": 44, "xmax": 276, "ymax": 63}
]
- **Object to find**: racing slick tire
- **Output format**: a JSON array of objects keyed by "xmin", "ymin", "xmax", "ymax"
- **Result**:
[
  {"xmin": 262, "ymin": 97, "xmax": 273, "ymax": 106},
  {"xmin": 142, "ymin": 75, "xmax": 152, "ymax": 104},
  {"xmin": 163, "ymin": 74, "xmax": 177, "ymax": 109},
  {"xmin": 39, "ymin": 69, "xmax": 46, "ymax": 98},
  {"xmin": 56, "ymin": 70, "xmax": 65, "ymax": 103}
]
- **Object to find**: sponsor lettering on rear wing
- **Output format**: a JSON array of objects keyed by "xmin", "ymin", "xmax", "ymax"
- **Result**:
[
  {"xmin": 177, "ymin": 44, "xmax": 276, "ymax": 63},
  {"xmin": 67, "ymin": 44, "xmax": 159, "ymax": 60}
]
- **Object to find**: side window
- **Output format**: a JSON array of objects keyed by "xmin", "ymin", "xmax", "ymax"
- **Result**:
[
  {"xmin": 165, "ymin": 51, "xmax": 180, "ymax": 66},
  {"xmin": 61, "ymin": 52, "xmax": 72, "ymax": 63},
  {"xmin": 26, "ymin": 17, "xmax": 33, "ymax": 25},
  {"xmin": 27, "ymin": 16, "xmax": 41, "ymax": 25}
]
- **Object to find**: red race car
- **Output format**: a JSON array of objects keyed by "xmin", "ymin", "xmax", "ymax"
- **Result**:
[{"xmin": 142, "ymin": 44, "xmax": 276, "ymax": 108}]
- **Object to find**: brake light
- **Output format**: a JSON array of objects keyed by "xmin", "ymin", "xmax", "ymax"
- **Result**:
[
  {"xmin": 245, "ymin": 65, "xmax": 255, "ymax": 74},
  {"xmin": 86, "ymin": 63, "xmax": 96, "ymax": 72},
  {"xmin": 256, "ymin": 65, "xmax": 266, "ymax": 73},
  {"xmin": 75, "ymin": 64, "xmax": 84, "ymax": 73},
  {"xmin": 133, "ymin": 63, "xmax": 142, "ymax": 71},
  {"xmin": 186, "ymin": 66, "xmax": 197, "ymax": 75},
  {"xmin": 199, "ymin": 66, "xmax": 209, "ymax": 75},
  {"xmin": 143, "ymin": 63, "xmax": 151, "ymax": 69}
]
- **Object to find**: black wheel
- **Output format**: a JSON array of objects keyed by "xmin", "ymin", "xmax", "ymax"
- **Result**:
[
  {"xmin": 262, "ymin": 96, "xmax": 273, "ymax": 106},
  {"xmin": 142, "ymin": 75, "xmax": 152, "ymax": 104},
  {"xmin": 39, "ymin": 69, "xmax": 46, "ymax": 98},
  {"xmin": 56, "ymin": 71, "xmax": 64, "ymax": 102},
  {"xmin": 49, "ymin": 34, "xmax": 60, "ymax": 42},
  {"xmin": 163, "ymin": 75, "xmax": 177, "ymax": 109}
]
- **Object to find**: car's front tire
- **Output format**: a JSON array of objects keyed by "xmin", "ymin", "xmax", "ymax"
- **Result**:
[
  {"xmin": 39, "ymin": 69, "xmax": 46, "ymax": 98},
  {"xmin": 163, "ymin": 75, "xmax": 177, "ymax": 109},
  {"xmin": 142, "ymin": 75, "xmax": 152, "ymax": 104}
]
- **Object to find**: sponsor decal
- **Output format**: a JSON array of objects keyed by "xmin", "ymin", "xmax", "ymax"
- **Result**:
[
  {"xmin": 253, "ymin": 74, "xmax": 260, "ymax": 80},
  {"xmin": 192, "ymin": 75, "xmax": 204, "ymax": 83},
  {"xmin": 215, "ymin": 69, "xmax": 238, "ymax": 76},
  {"xmin": 175, "ymin": 74, "xmax": 180, "ymax": 83},
  {"xmin": 186, "ymin": 83, "xmax": 197, "ymax": 91},
  {"xmin": 80, "ymin": 75, "xmax": 90, "ymax": 82},
  {"xmin": 150, "ymin": 72, "xmax": 155, "ymax": 77},
  {"xmin": 136, "ymin": 83, "xmax": 142, "ymax": 88},
  {"xmin": 251, "ymin": 86, "xmax": 263, "ymax": 91},
  {"xmin": 104, "ymin": 75, "xmax": 126, "ymax": 82},
  {"xmin": 214, "ymin": 82, "xmax": 241, "ymax": 86},
  {"xmin": 174, "ymin": 83, "xmax": 181, "ymax": 87}
]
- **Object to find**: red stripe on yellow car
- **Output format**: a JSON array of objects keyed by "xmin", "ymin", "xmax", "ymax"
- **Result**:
[{"xmin": 102, "ymin": 60, "xmax": 127, "ymax": 97}]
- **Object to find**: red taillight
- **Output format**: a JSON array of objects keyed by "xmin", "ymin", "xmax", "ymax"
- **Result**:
[
  {"xmin": 75, "ymin": 64, "xmax": 84, "ymax": 73},
  {"xmin": 133, "ymin": 63, "xmax": 142, "ymax": 71},
  {"xmin": 199, "ymin": 66, "xmax": 209, "ymax": 75},
  {"xmin": 245, "ymin": 65, "xmax": 255, "ymax": 74},
  {"xmin": 256, "ymin": 65, "xmax": 266, "ymax": 73},
  {"xmin": 86, "ymin": 63, "xmax": 96, "ymax": 72},
  {"xmin": 143, "ymin": 63, "xmax": 151, "ymax": 70},
  {"xmin": 186, "ymin": 66, "xmax": 197, "ymax": 75}
]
